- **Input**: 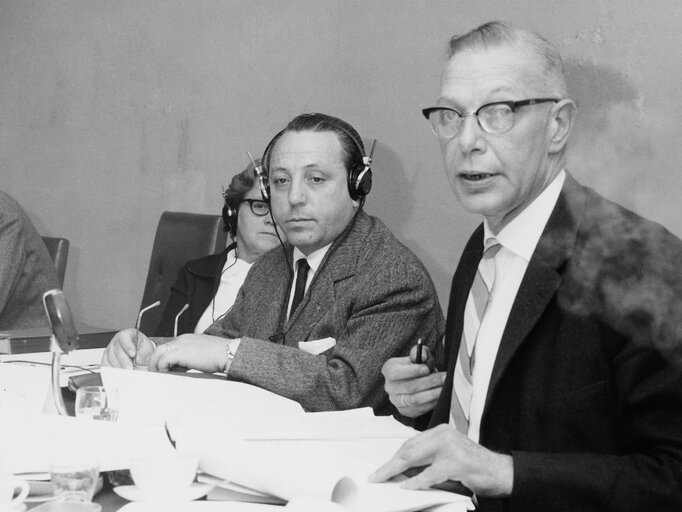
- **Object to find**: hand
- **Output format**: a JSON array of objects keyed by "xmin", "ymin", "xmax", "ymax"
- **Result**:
[
  {"xmin": 148, "ymin": 333, "xmax": 232, "ymax": 373},
  {"xmin": 101, "ymin": 328, "xmax": 155, "ymax": 369},
  {"xmin": 382, "ymin": 345, "xmax": 445, "ymax": 418},
  {"xmin": 369, "ymin": 424, "xmax": 514, "ymax": 498}
]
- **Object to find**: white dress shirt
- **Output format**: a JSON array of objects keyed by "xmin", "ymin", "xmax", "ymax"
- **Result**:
[
  {"xmin": 286, "ymin": 244, "xmax": 331, "ymax": 320},
  {"xmin": 194, "ymin": 248, "xmax": 253, "ymax": 333},
  {"xmin": 460, "ymin": 171, "xmax": 566, "ymax": 443}
]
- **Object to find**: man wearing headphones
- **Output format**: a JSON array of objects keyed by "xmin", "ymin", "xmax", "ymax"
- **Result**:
[{"xmin": 103, "ymin": 112, "xmax": 444, "ymax": 416}]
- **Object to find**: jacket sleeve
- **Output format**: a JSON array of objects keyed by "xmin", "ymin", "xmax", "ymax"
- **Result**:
[
  {"xmin": 0, "ymin": 206, "xmax": 27, "ymax": 317},
  {"xmin": 208, "ymin": 260, "xmax": 445, "ymax": 413}
]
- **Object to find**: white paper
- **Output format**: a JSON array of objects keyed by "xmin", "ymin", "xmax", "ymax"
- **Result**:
[
  {"xmin": 0, "ymin": 363, "xmax": 51, "ymax": 412},
  {"xmin": 100, "ymin": 367, "xmax": 305, "ymax": 425},
  {"xmin": 118, "ymin": 503, "xmax": 284, "ymax": 512},
  {"xmin": 175, "ymin": 425, "xmax": 472, "ymax": 512},
  {"xmin": 0, "ymin": 348, "xmax": 104, "ymax": 387},
  {"xmin": 298, "ymin": 337, "xmax": 336, "ymax": 355},
  {"xmin": 177, "ymin": 408, "xmax": 417, "ymax": 441},
  {"xmin": 0, "ymin": 412, "xmax": 175, "ymax": 474}
]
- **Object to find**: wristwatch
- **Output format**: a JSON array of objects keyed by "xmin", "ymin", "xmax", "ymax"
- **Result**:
[{"xmin": 224, "ymin": 338, "xmax": 240, "ymax": 375}]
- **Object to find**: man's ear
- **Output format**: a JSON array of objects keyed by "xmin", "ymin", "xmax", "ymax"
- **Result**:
[{"xmin": 548, "ymin": 99, "xmax": 576, "ymax": 154}]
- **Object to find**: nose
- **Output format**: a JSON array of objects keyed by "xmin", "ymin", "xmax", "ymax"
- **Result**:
[
  {"xmin": 288, "ymin": 176, "xmax": 306, "ymax": 206},
  {"xmin": 456, "ymin": 113, "xmax": 485, "ymax": 155}
]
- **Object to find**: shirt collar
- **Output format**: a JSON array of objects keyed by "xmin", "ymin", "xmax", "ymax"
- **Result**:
[
  {"xmin": 292, "ymin": 243, "xmax": 332, "ymax": 274},
  {"xmin": 484, "ymin": 170, "xmax": 566, "ymax": 262}
]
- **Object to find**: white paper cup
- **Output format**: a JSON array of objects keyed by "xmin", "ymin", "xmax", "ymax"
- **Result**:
[
  {"xmin": 129, "ymin": 454, "xmax": 198, "ymax": 494},
  {"xmin": 0, "ymin": 473, "xmax": 29, "ymax": 509}
]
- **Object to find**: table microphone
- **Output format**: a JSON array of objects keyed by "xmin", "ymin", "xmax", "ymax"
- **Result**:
[{"xmin": 43, "ymin": 288, "xmax": 80, "ymax": 415}]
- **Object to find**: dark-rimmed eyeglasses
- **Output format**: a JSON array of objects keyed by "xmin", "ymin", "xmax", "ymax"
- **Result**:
[
  {"xmin": 240, "ymin": 199, "xmax": 270, "ymax": 216},
  {"xmin": 422, "ymin": 98, "xmax": 559, "ymax": 138}
]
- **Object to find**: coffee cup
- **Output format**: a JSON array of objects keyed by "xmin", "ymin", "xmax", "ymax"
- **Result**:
[
  {"xmin": 129, "ymin": 454, "xmax": 197, "ymax": 495},
  {"xmin": 0, "ymin": 473, "xmax": 29, "ymax": 511}
]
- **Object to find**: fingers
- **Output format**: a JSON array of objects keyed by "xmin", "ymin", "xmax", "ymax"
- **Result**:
[
  {"xmin": 148, "ymin": 342, "xmax": 176, "ymax": 372},
  {"xmin": 101, "ymin": 329, "xmax": 138, "ymax": 369},
  {"xmin": 384, "ymin": 370, "xmax": 445, "ymax": 396},
  {"xmin": 382, "ymin": 356, "xmax": 430, "ymax": 381},
  {"xmin": 391, "ymin": 387, "xmax": 442, "ymax": 417},
  {"xmin": 400, "ymin": 461, "xmax": 448, "ymax": 490},
  {"xmin": 369, "ymin": 432, "xmax": 437, "ymax": 483},
  {"xmin": 409, "ymin": 344, "xmax": 433, "ymax": 365}
]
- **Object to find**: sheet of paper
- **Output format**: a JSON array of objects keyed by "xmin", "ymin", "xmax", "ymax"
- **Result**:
[
  {"xmin": 101, "ymin": 367, "xmax": 305, "ymax": 425},
  {"xmin": 0, "ymin": 412, "xmax": 175, "ymax": 474},
  {"xmin": 176, "ymin": 408, "xmax": 417, "ymax": 441},
  {"xmin": 118, "ymin": 502, "xmax": 286, "ymax": 512},
  {"xmin": 0, "ymin": 348, "xmax": 104, "ymax": 387},
  {"xmin": 175, "ymin": 426, "xmax": 472, "ymax": 512},
  {"xmin": 0, "ymin": 363, "xmax": 51, "ymax": 413}
]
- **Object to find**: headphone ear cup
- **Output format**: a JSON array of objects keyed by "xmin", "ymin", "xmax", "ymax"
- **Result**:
[
  {"xmin": 348, "ymin": 165, "xmax": 372, "ymax": 200},
  {"xmin": 222, "ymin": 204, "xmax": 238, "ymax": 237}
]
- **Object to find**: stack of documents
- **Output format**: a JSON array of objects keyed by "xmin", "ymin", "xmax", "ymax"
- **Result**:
[{"xmin": 100, "ymin": 368, "xmax": 473, "ymax": 512}]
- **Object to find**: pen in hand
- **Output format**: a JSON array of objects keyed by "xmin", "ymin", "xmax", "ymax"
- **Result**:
[{"xmin": 415, "ymin": 338, "xmax": 423, "ymax": 365}]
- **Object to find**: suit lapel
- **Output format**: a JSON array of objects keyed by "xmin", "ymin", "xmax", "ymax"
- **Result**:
[
  {"xmin": 483, "ymin": 175, "xmax": 586, "ymax": 410},
  {"xmin": 431, "ymin": 225, "xmax": 484, "ymax": 426},
  {"xmin": 284, "ymin": 211, "xmax": 366, "ymax": 340}
]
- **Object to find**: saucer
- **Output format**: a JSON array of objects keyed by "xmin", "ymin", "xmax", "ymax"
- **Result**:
[
  {"xmin": 113, "ymin": 483, "xmax": 213, "ymax": 502},
  {"xmin": 0, "ymin": 502, "xmax": 27, "ymax": 512}
]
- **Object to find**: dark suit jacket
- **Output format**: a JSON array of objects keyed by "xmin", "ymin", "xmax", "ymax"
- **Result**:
[
  {"xmin": 0, "ymin": 191, "xmax": 59, "ymax": 329},
  {"xmin": 205, "ymin": 210, "xmax": 445, "ymax": 415},
  {"xmin": 154, "ymin": 244, "xmax": 233, "ymax": 337},
  {"xmin": 429, "ymin": 175, "xmax": 682, "ymax": 511}
]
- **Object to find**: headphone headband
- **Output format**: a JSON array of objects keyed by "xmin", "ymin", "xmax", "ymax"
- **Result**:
[{"xmin": 257, "ymin": 120, "xmax": 375, "ymax": 202}]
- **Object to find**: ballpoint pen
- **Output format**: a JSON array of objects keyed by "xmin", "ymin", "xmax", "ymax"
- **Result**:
[
  {"xmin": 415, "ymin": 338, "xmax": 423, "ymax": 365},
  {"xmin": 133, "ymin": 300, "xmax": 161, "ymax": 365}
]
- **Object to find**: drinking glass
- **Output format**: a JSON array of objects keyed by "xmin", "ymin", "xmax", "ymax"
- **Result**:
[
  {"xmin": 49, "ymin": 431, "xmax": 100, "ymax": 503},
  {"xmin": 75, "ymin": 386, "xmax": 119, "ymax": 421}
]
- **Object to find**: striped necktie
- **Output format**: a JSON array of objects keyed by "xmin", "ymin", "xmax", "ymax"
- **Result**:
[{"xmin": 451, "ymin": 238, "xmax": 501, "ymax": 434}]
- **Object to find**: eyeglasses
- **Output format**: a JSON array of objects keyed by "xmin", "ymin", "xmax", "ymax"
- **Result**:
[
  {"xmin": 422, "ymin": 98, "xmax": 559, "ymax": 138},
  {"xmin": 240, "ymin": 199, "xmax": 270, "ymax": 216}
]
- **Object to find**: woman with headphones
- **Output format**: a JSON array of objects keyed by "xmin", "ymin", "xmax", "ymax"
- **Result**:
[{"xmin": 154, "ymin": 160, "xmax": 282, "ymax": 336}]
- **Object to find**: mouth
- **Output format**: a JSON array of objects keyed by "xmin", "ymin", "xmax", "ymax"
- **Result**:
[
  {"xmin": 286, "ymin": 218, "xmax": 313, "ymax": 224},
  {"xmin": 459, "ymin": 171, "xmax": 496, "ymax": 181}
]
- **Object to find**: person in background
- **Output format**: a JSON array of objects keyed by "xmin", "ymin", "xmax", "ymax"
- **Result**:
[
  {"xmin": 103, "ymin": 112, "xmax": 444, "ymax": 416},
  {"xmin": 371, "ymin": 21, "xmax": 682, "ymax": 511},
  {"xmin": 154, "ymin": 160, "xmax": 282, "ymax": 336},
  {"xmin": 0, "ymin": 190, "xmax": 59, "ymax": 329}
]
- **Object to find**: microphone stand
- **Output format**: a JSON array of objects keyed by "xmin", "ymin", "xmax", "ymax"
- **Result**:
[
  {"xmin": 43, "ymin": 289, "xmax": 80, "ymax": 416},
  {"xmin": 50, "ymin": 335, "xmax": 69, "ymax": 416}
]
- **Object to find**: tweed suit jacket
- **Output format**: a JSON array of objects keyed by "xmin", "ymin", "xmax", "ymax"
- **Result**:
[
  {"xmin": 0, "ymin": 191, "xmax": 59, "ymax": 329},
  {"xmin": 205, "ymin": 209, "xmax": 445, "ymax": 415},
  {"xmin": 154, "ymin": 245, "xmax": 232, "ymax": 337},
  {"xmin": 429, "ymin": 174, "xmax": 682, "ymax": 512}
]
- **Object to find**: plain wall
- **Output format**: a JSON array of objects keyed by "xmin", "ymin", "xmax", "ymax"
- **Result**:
[{"xmin": 1, "ymin": 0, "xmax": 681, "ymax": 329}]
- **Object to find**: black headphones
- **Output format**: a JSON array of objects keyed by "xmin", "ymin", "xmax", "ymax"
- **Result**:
[
  {"xmin": 221, "ymin": 188, "xmax": 239, "ymax": 238},
  {"xmin": 253, "ymin": 121, "xmax": 376, "ymax": 203}
]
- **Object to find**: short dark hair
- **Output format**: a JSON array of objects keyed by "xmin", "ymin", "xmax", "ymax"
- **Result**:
[
  {"xmin": 264, "ymin": 113, "xmax": 365, "ymax": 178},
  {"xmin": 223, "ymin": 159, "xmax": 259, "ymax": 237}
]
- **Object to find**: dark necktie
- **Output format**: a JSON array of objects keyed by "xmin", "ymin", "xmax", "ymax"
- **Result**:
[{"xmin": 289, "ymin": 258, "xmax": 310, "ymax": 317}]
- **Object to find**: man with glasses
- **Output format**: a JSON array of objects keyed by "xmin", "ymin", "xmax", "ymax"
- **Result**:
[
  {"xmin": 372, "ymin": 21, "xmax": 682, "ymax": 510},
  {"xmin": 103, "ymin": 112, "xmax": 444, "ymax": 416}
]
